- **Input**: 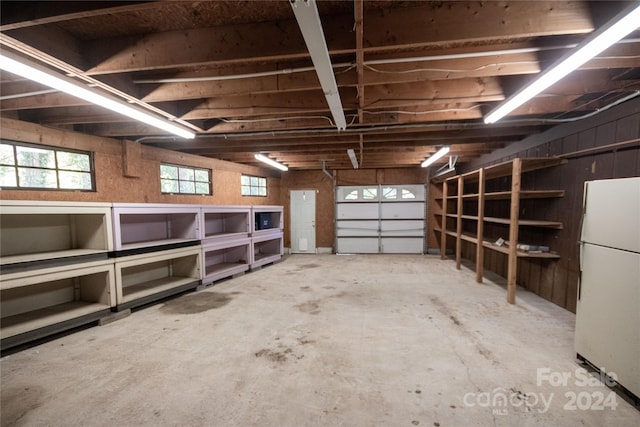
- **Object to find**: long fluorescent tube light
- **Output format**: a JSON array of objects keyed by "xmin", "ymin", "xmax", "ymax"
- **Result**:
[
  {"xmin": 347, "ymin": 149, "xmax": 359, "ymax": 169},
  {"xmin": 0, "ymin": 52, "xmax": 195, "ymax": 139},
  {"xmin": 484, "ymin": 2, "xmax": 640, "ymax": 124},
  {"xmin": 291, "ymin": 0, "xmax": 347, "ymax": 131},
  {"xmin": 255, "ymin": 154, "xmax": 288, "ymax": 171},
  {"xmin": 421, "ymin": 146, "xmax": 450, "ymax": 168}
]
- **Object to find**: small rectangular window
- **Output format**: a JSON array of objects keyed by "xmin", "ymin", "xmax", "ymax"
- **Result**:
[
  {"xmin": 241, "ymin": 174, "xmax": 267, "ymax": 197},
  {"xmin": 160, "ymin": 163, "xmax": 211, "ymax": 195},
  {"xmin": 0, "ymin": 140, "xmax": 94, "ymax": 191}
]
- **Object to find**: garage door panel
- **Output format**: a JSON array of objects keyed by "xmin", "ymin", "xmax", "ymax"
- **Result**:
[
  {"xmin": 337, "ymin": 203, "xmax": 378, "ymax": 219},
  {"xmin": 337, "ymin": 221, "xmax": 378, "ymax": 237},
  {"xmin": 336, "ymin": 237, "xmax": 379, "ymax": 253},
  {"xmin": 381, "ymin": 238, "xmax": 424, "ymax": 253},
  {"xmin": 380, "ymin": 220, "xmax": 424, "ymax": 236},
  {"xmin": 380, "ymin": 203, "xmax": 424, "ymax": 219}
]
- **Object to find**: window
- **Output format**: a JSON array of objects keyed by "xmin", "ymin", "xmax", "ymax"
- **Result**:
[
  {"xmin": 160, "ymin": 164, "xmax": 211, "ymax": 195},
  {"xmin": 0, "ymin": 141, "xmax": 94, "ymax": 190},
  {"xmin": 241, "ymin": 175, "xmax": 267, "ymax": 196}
]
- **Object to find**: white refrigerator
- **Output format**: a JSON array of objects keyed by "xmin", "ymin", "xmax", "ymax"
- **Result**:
[{"xmin": 575, "ymin": 177, "xmax": 640, "ymax": 400}]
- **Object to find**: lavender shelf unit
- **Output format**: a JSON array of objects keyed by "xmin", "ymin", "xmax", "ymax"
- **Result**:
[
  {"xmin": 199, "ymin": 205, "xmax": 252, "ymax": 285},
  {"xmin": 200, "ymin": 205, "xmax": 251, "ymax": 242},
  {"xmin": 201, "ymin": 237, "xmax": 251, "ymax": 285},
  {"xmin": 251, "ymin": 205, "xmax": 284, "ymax": 236},
  {"xmin": 250, "ymin": 206, "xmax": 284, "ymax": 268},
  {"xmin": 111, "ymin": 203, "xmax": 200, "ymax": 254},
  {"xmin": 251, "ymin": 231, "xmax": 284, "ymax": 269}
]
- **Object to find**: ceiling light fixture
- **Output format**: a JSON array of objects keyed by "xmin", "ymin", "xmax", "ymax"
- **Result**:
[
  {"xmin": 347, "ymin": 149, "xmax": 359, "ymax": 169},
  {"xmin": 0, "ymin": 52, "xmax": 195, "ymax": 139},
  {"xmin": 254, "ymin": 154, "xmax": 289, "ymax": 171},
  {"xmin": 290, "ymin": 0, "xmax": 347, "ymax": 131},
  {"xmin": 421, "ymin": 146, "xmax": 450, "ymax": 168},
  {"xmin": 484, "ymin": 2, "xmax": 640, "ymax": 124}
]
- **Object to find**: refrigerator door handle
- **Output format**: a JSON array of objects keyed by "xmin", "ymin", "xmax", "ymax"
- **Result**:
[{"xmin": 578, "ymin": 241, "xmax": 584, "ymax": 301}]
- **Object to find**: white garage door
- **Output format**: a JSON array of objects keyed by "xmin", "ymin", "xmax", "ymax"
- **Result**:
[{"xmin": 335, "ymin": 184, "xmax": 425, "ymax": 254}]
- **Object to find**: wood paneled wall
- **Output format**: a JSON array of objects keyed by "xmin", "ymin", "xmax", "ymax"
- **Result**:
[
  {"xmin": 455, "ymin": 98, "xmax": 640, "ymax": 312},
  {"xmin": 0, "ymin": 118, "xmax": 281, "ymax": 206}
]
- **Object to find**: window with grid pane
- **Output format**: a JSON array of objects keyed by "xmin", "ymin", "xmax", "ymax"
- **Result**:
[
  {"xmin": 241, "ymin": 175, "xmax": 267, "ymax": 196},
  {"xmin": 160, "ymin": 163, "xmax": 211, "ymax": 195},
  {"xmin": 0, "ymin": 140, "xmax": 94, "ymax": 191}
]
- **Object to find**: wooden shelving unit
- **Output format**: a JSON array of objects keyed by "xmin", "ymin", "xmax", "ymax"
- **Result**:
[{"xmin": 433, "ymin": 157, "xmax": 566, "ymax": 304}]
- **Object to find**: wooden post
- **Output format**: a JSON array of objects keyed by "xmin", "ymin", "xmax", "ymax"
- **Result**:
[
  {"xmin": 476, "ymin": 168, "xmax": 485, "ymax": 283},
  {"xmin": 440, "ymin": 181, "xmax": 448, "ymax": 259},
  {"xmin": 507, "ymin": 159, "xmax": 522, "ymax": 304},
  {"xmin": 456, "ymin": 176, "xmax": 463, "ymax": 270}
]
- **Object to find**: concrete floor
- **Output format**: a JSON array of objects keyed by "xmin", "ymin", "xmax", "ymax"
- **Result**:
[{"xmin": 1, "ymin": 254, "xmax": 639, "ymax": 426}]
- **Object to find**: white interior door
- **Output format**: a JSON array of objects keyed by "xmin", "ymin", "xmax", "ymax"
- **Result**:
[{"xmin": 290, "ymin": 190, "xmax": 316, "ymax": 253}]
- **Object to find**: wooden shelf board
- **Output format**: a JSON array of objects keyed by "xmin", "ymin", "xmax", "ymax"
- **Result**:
[
  {"xmin": 481, "ymin": 241, "xmax": 560, "ymax": 259},
  {"xmin": 482, "ymin": 157, "xmax": 567, "ymax": 181},
  {"xmin": 1, "ymin": 301, "xmax": 109, "ymax": 338},
  {"xmin": 484, "ymin": 217, "xmax": 563, "ymax": 228},
  {"xmin": 122, "ymin": 276, "xmax": 198, "ymax": 303}
]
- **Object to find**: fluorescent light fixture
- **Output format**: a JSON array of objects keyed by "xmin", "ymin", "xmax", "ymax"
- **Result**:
[
  {"xmin": 484, "ymin": 2, "xmax": 640, "ymax": 124},
  {"xmin": 291, "ymin": 0, "xmax": 347, "ymax": 130},
  {"xmin": 254, "ymin": 153, "xmax": 288, "ymax": 171},
  {"xmin": 421, "ymin": 146, "xmax": 450, "ymax": 168},
  {"xmin": 0, "ymin": 52, "xmax": 195, "ymax": 139},
  {"xmin": 347, "ymin": 149, "xmax": 359, "ymax": 169}
]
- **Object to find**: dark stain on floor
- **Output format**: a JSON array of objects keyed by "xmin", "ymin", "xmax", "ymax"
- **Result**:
[
  {"xmin": 160, "ymin": 292, "xmax": 240, "ymax": 314},
  {"xmin": 300, "ymin": 286, "xmax": 311, "ymax": 292},
  {"xmin": 299, "ymin": 263, "xmax": 320, "ymax": 269},
  {"xmin": 255, "ymin": 348, "xmax": 288, "ymax": 363},
  {"xmin": 1, "ymin": 385, "xmax": 45, "ymax": 426},
  {"xmin": 295, "ymin": 301, "xmax": 320, "ymax": 315}
]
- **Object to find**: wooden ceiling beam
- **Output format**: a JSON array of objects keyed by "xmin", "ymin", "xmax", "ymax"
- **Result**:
[{"xmin": 82, "ymin": 1, "xmax": 593, "ymax": 75}]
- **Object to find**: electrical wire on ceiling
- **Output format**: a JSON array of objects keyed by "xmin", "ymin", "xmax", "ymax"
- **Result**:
[
  {"xmin": 362, "ymin": 105, "xmax": 485, "ymax": 115},
  {"xmin": 364, "ymin": 61, "xmax": 540, "ymax": 74},
  {"xmin": 135, "ymin": 90, "xmax": 639, "ymax": 142},
  {"xmin": 218, "ymin": 115, "xmax": 336, "ymax": 126},
  {"xmin": 363, "ymin": 55, "xmax": 640, "ymax": 75}
]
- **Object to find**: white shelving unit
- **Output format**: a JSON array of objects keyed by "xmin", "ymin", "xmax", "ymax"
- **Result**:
[
  {"xmin": 114, "ymin": 246, "xmax": 201, "ymax": 310},
  {"xmin": 111, "ymin": 203, "xmax": 200, "ymax": 254},
  {"xmin": 0, "ymin": 200, "xmax": 113, "ymax": 269},
  {"xmin": 1, "ymin": 259, "xmax": 115, "ymax": 350}
]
